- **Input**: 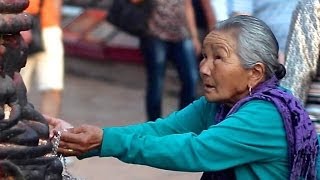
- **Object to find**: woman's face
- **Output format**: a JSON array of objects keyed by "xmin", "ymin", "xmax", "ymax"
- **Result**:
[{"xmin": 200, "ymin": 30, "xmax": 251, "ymax": 106}]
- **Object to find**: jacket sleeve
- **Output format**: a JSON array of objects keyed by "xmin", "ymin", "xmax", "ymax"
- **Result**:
[
  {"xmin": 79, "ymin": 97, "xmax": 216, "ymax": 158},
  {"xmin": 99, "ymin": 100, "xmax": 287, "ymax": 172},
  {"xmin": 100, "ymin": 97, "xmax": 214, "ymax": 136}
]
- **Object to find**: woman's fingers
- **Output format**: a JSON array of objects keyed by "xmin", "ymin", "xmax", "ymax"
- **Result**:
[
  {"xmin": 58, "ymin": 147, "xmax": 82, "ymax": 157},
  {"xmin": 55, "ymin": 125, "xmax": 103, "ymax": 156},
  {"xmin": 44, "ymin": 114, "xmax": 58, "ymax": 126},
  {"xmin": 59, "ymin": 139, "xmax": 82, "ymax": 150},
  {"xmin": 67, "ymin": 125, "xmax": 87, "ymax": 134},
  {"xmin": 44, "ymin": 114, "xmax": 74, "ymax": 129},
  {"xmin": 59, "ymin": 130, "xmax": 85, "ymax": 144},
  {"xmin": 58, "ymin": 138, "xmax": 89, "ymax": 156}
]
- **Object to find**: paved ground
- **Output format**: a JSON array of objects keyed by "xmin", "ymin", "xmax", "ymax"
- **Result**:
[{"xmin": 27, "ymin": 57, "xmax": 202, "ymax": 180}]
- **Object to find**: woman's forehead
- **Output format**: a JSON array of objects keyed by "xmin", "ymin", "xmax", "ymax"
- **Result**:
[{"xmin": 203, "ymin": 30, "xmax": 237, "ymax": 51}]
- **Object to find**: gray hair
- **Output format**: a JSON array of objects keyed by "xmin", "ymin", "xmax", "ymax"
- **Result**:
[{"xmin": 216, "ymin": 15, "xmax": 285, "ymax": 79}]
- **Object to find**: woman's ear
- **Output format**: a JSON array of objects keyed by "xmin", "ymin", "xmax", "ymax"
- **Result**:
[{"xmin": 248, "ymin": 63, "xmax": 265, "ymax": 87}]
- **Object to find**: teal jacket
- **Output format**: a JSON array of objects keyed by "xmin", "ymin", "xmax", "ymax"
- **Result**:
[{"xmin": 82, "ymin": 96, "xmax": 288, "ymax": 179}]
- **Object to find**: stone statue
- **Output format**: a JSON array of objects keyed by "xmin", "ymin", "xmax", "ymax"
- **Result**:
[{"xmin": 0, "ymin": 0, "xmax": 63, "ymax": 179}]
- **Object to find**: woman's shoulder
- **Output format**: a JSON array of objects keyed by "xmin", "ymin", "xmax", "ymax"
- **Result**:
[
  {"xmin": 237, "ymin": 99, "xmax": 281, "ymax": 117},
  {"xmin": 195, "ymin": 97, "xmax": 277, "ymax": 116},
  {"xmin": 240, "ymin": 99, "xmax": 278, "ymax": 107},
  {"xmin": 227, "ymin": 100, "xmax": 284, "ymax": 130}
]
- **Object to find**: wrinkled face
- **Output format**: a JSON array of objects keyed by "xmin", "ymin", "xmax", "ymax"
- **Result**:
[{"xmin": 200, "ymin": 30, "xmax": 251, "ymax": 106}]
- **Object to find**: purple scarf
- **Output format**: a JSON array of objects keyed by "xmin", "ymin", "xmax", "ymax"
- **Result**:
[{"xmin": 207, "ymin": 76, "xmax": 319, "ymax": 179}]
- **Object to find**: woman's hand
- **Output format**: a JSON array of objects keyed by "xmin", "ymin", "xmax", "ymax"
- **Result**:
[
  {"xmin": 57, "ymin": 124, "xmax": 103, "ymax": 157},
  {"xmin": 44, "ymin": 115, "xmax": 73, "ymax": 138}
]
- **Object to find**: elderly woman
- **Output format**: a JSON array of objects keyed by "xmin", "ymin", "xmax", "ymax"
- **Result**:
[{"xmin": 51, "ymin": 15, "xmax": 318, "ymax": 179}]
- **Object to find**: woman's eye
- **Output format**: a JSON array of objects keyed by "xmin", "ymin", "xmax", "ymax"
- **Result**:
[
  {"xmin": 215, "ymin": 55, "xmax": 222, "ymax": 60},
  {"xmin": 202, "ymin": 53, "xmax": 207, "ymax": 59}
]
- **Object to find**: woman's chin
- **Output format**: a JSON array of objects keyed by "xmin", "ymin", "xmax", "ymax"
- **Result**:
[{"xmin": 204, "ymin": 94, "xmax": 219, "ymax": 102}]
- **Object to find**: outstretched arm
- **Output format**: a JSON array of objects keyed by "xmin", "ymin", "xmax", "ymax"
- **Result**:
[
  {"xmin": 58, "ymin": 101, "xmax": 287, "ymax": 176},
  {"xmin": 57, "ymin": 97, "xmax": 216, "ymax": 157}
]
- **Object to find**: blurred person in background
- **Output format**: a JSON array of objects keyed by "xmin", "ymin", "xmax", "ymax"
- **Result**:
[
  {"xmin": 192, "ymin": 0, "xmax": 217, "ymax": 38},
  {"xmin": 139, "ymin": 0, "xmax": 201, "ymax": 121},
  {"xmin": 192, "ymin": 0, "xmax": 229, "ymax": 59},
  {"xmin": 280, "ymin": 0, "xmax": 320, "ymax": 131},
  {"xmin": 230, "ymin": 0, "xmax": 299, "ymax": 64},
  {"xmin": 21, "ymin": 0, "xmax": 64, "ymax": 117}
]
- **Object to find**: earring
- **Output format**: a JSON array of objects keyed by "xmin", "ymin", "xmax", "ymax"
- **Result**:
[{"xmin": 248, "ymin": 86, "xmax": 252, "ymax": 96}]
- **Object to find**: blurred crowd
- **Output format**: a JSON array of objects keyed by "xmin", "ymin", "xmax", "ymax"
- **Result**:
[{"xmin": 23, "ymin": 0, "xmax": 320, "ymax": 130}]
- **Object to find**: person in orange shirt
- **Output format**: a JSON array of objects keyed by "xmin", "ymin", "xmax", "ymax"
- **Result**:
[{"xmin": 21, "ymin": 0, "xmax": 64, "ymax": 117}]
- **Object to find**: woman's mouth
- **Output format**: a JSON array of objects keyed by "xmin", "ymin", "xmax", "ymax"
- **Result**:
[{"xmin": 203, "ymin": 84, "xmax": 216, "ymax": 92}]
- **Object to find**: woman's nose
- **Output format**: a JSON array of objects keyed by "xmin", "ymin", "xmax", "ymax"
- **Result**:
[{"xmin": 199, "ymin": 59, "xmax": 211, "ymax": 76}]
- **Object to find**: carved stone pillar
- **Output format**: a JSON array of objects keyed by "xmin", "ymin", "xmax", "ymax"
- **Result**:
[{"xmin": 0, "ymin": 0, "xmax": 63, "ymax": 179}]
